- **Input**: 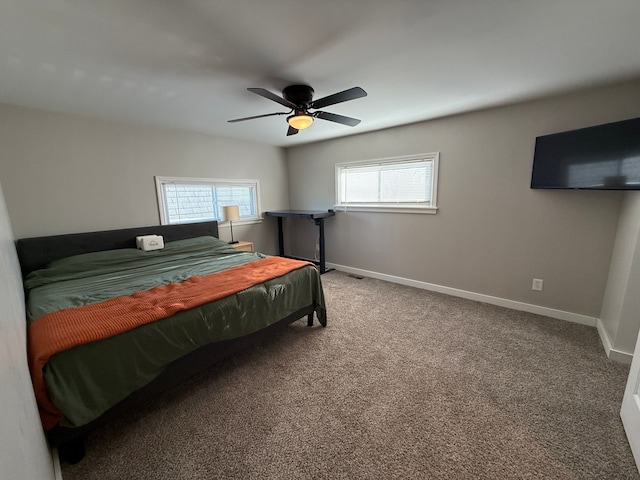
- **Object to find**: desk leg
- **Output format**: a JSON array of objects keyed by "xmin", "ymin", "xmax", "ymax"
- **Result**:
[
  {"xmin": 277, "ymin": 217, "xmax": 284, "ymax": 257},
  {"xmin": 316, "ymin": 218, "xmax": 326, "ymax": 274}
]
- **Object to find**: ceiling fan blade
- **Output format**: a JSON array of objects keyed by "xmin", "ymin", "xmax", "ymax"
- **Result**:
[
  {"xmin": 287, "ymin": 125, "xmax": 299, "ymax": 136},
  {"xmin": 314, "ymin": 111, "xmax": 361, "ymax": 127},
  {"xmin": 310, "ymin": 87, "xmax": 367, "ymax": 110},
  {"xmin": 247, "ymin": 88, "xmax": 297, "ymax": 109},
  {"xmin": 227, "ymin": 112, "xmax": 287, "ymax": 123}
]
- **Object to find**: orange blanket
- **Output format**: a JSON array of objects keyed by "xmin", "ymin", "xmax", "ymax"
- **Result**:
[{"xmin": 28, "ymin": 256, "xmax": 313, "ymax": 430}]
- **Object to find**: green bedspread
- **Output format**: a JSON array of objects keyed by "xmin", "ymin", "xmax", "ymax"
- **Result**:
[{"xmin": 25, "ymin": 236, "xmax": 326, "ymax": 428}]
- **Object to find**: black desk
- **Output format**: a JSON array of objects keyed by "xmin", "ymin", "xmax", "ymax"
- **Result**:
[{"xmin": 264, "ymin": 210, "xmax": 335, "ymax": 274}]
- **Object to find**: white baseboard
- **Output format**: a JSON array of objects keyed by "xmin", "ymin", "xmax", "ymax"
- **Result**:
[
  {"xmin": 52, "ymin": 447, "xmax": 63, "ymax": 480},
  {"xmin": 325, "ymin": 262, "xmax": 633, "ymax": 361},
  {"xmin": 597, "ymin": 319, "xmax": 633, "ymax": 364}
]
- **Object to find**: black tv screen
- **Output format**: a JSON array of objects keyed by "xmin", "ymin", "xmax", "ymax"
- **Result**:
[{"xmin": 531, "ymin": 117, "xmax": 640, "ymax": 190}]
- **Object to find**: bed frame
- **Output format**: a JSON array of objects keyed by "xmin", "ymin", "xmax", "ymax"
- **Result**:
[{"xmin": 16, "ymin": 222, "xmax": 320, "ymax": 463}]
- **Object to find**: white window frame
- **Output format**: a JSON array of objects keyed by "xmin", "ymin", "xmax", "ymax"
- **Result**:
[
  {"xmin": 334, "ymin": 153, "xmax": 439, "ymax": 214},
  {"xmin": 155, "ymin": 176, "xmax": 262, "ymax": 226}
]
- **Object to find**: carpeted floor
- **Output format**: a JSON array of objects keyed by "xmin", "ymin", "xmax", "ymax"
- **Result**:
[{"xmin": 61, "ymin": 271, "xmax": 639, "ymax": 479}]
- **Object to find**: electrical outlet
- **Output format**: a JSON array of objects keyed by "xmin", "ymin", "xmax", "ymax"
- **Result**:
[{"xmin": 532, "ymin": 278, "xmax": 544, "ymax": 291}]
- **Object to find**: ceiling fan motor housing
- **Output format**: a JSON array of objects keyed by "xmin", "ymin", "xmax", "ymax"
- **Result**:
[{"xmin": 283, "ymin": 85, "xmax": 314, "ymax": 107}]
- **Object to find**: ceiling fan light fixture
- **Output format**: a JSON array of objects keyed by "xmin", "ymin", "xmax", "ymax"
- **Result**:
[{"xmin": 287, "ymin": 113, "xmax": 314, "ymax": 130}]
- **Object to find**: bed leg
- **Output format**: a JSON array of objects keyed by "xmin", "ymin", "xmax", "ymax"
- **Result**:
[
  {"xmin": 58, "ymin": 436, "xmax": 86, "ymax": 464},
  {"xmin": 307, "ymin": 312, "xmax": 314, "ymax": 327}
]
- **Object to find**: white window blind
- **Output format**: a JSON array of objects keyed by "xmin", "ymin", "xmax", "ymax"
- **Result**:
[{"xmin": 336, "ymin": 153, "xmax": 439, "ymax": 213}]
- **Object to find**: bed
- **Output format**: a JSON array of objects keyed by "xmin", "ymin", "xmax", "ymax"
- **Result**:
[{"xmin": 16, "ymin": 221, "xmax": 326, "ymax": 462}]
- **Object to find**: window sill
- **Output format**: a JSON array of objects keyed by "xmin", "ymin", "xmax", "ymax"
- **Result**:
[
  {"xmin": 333, "ymin": 205, "xmax": 438, "ymax": 214},
  {"xmin": 220, "ymin": 218, "xmax": 263, "ymax": 227}
]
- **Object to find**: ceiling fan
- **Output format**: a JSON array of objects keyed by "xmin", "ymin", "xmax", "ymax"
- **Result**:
[{"xmin": 228, "ymin": 84, "xmax": 367, "ymax": 136}]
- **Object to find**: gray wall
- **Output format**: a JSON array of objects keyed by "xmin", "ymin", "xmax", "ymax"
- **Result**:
[
  {"xmin": 286, "ymin": 79, "xmax": 640, "ymax": 320},
  {"xmin": 0, "ymin": 104, "xmax": 289, "ymax": 253},
  {"xmin": 0, "ymin": 180, "xmax": 55, "ymax": 479},
  {"xmin": 601, "ymin": 192, "xmax": 640, "ymax": 356}
]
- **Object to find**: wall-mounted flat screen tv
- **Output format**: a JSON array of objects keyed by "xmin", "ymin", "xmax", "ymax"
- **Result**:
[{"xmin": 531, "ymin": 117, "xmax": 640, "ymax": 190}]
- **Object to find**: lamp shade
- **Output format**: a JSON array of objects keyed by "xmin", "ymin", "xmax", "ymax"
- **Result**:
[
  {"xmin": 223, "ymin": 205, "xmax": 240, "ymax": 222},
  {"xmin": 287, "ymin": 114, "xmax": 314, "ymax": 130}
]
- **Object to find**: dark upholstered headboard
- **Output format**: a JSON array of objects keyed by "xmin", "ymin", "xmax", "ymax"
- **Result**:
[{"xmin": 16, "ymin": 221, "xmax": 219, "ymax": 278}]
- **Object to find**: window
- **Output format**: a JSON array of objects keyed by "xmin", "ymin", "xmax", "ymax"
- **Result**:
[
  {"xmin": 335, "ymin": 153, "xmax": 439, "ymax": 213},
  {"xmin": 155, "ymin": 176, "xmax": 261, "ymax": 225}
]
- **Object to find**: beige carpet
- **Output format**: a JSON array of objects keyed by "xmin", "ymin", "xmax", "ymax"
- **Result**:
[{"xmin": 61, "ymin": 271, "xmax": 639, "ymax": 479}]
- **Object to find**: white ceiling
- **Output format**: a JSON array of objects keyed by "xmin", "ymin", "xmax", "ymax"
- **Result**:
[{"xmin": 2, "ymin": 0, "xmax": 640, "ymax": 147}]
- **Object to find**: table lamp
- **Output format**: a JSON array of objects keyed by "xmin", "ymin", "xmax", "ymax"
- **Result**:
[{"xmin": 223, "ymin": 205, "xmax": 240, "ymax": 244}]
